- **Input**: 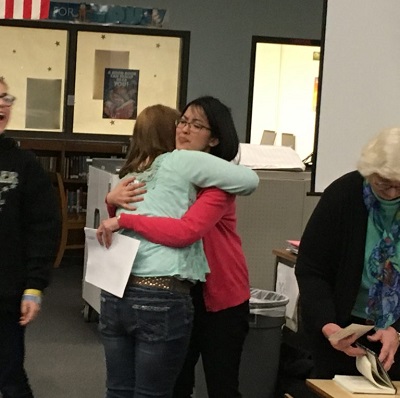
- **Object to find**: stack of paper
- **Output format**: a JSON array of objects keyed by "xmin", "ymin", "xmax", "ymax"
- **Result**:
[{"xmin": 237, "ymin": 143, "xmax": 305, "ymax": 171}]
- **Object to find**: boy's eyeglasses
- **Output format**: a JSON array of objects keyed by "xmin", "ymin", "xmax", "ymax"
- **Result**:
[{"xmin": 0, "ymin": 93, "xmax": 16, "ymax": 106}]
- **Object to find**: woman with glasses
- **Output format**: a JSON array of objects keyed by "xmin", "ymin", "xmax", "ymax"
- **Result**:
[
  {"xmin": 96, "ymin": 99, "xmax": 258, "ymax": 398},
  {"xmin": 296, "ymin": 127, "xmax": 400, "ymax": 380},
  {"xmin": 0, "ymin": 78, "xmax": 60, "ymax": 397},
  {"xmin": 101, "ymin": 96, "xmax": 254, "ymax": 397}
]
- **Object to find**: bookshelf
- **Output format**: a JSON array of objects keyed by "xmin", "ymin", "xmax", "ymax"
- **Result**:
[
  {"xmin": 15, "ymin": 137, "xmax": 128, "ymax": 215},
  {"xmin": 12, "ymin": 137, "xmax": 128, "ymax": 259}
]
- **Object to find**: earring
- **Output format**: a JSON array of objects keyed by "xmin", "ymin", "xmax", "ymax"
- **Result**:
[{"xmin": 209, "ymin": 139, "xmax": 219, "ymax": 147}]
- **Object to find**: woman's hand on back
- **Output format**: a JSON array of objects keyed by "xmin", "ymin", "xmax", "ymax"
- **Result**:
[{"xmin": 106, "ymin": 177, "xmax": 146, "ymax": 210}]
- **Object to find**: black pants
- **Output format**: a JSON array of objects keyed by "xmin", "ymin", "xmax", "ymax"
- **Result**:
[
  {"xmin": 0, "ymin": 301, "xmax": 34, "ymax": 398},
  {"xmin": 173, "ymin": 283, "xmax": 249, "ymax": 398}
]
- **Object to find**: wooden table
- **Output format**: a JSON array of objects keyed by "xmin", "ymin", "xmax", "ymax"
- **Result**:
[
  {"xmin": 272, "ymin": 248, "xmax": 297, "ymax": 267},
  {"xmin": 307, "ymin": 379, "xmax": 400, "ymax": 397}
]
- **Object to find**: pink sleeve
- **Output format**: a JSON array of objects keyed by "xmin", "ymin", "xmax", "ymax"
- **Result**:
[
  {"xmin": 104, "ymin": 194, "xmax": 116, "ymax": 217},
  {"xmin": 118, "ymin": 188, "xmax": 234, "ymax": 247},
  {"xmin": 107, "ymin": 203, "xmax": 117, "ymax": 217}
]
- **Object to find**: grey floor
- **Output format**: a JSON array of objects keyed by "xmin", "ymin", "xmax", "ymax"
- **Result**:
[
  {"xmin": 22, "ymin": 255, "xmax": 311, "ymax": 398},
  {"xmin": 25, "ymin": 255, "xmax": 106, "ymax": 398}
]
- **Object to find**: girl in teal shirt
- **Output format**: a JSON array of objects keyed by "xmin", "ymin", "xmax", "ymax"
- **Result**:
[{"xmin": 97, "ymin": 104, "xmax": 258, "ymax": 398}]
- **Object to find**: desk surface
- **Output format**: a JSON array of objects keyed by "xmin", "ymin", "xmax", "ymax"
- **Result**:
[
  {"xmin": 307, "ymin": 379, "xmax": 400, "ymax": 398},
  {"xmin": 272, "ymin": 248, "xmax": 297, "ymax": 264}
]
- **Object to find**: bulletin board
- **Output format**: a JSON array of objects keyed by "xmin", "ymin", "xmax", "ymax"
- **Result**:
[
  {"xmin": 0, "ymin": 25, "xmax": 67, "ymax": 132},
  {"xmin": 73, "ymin": 30, "xmax": 182, "ymax": 136}
]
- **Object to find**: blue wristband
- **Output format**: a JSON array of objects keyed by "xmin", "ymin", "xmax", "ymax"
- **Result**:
[{"xmin": 22, "ymin": 294, "xmax": 42, "ymax": 305}]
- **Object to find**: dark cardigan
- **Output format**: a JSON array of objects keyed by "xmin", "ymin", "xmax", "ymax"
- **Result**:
[{"xmin": 296, "ymin": 170, "xmax": 371, "ymax": 334}]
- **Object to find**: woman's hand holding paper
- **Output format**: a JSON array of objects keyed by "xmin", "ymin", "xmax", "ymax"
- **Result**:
[
  {"xmin": 96, "ymin": 217, "xmax": 120, "ymax": 248},
  {"xmin": 323, "ymin": 322, "xmax": 369, "ymax": 357}
]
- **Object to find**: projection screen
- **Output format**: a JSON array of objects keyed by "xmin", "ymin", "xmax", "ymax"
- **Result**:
[{"xmin": 313, "ymin": 0, "xmax": 400, "ymax": 193}]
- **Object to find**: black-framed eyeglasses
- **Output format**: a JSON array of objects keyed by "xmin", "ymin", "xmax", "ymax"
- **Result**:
[
  {"xmin": 0, "ymin": 93, "xmax": 16, "ymax": 106},
  {"xmin": 175, "ymin": 118, "xmax": 211, "ymax": 134}
]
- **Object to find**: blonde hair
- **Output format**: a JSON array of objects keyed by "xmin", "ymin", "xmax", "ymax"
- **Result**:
[
  {"xmin": 357, "ymin": 127, "xmax": 400, "ymax": 180},
  {"xmin": 119, "ymin": 104, "xmax": 179, "ymax": 178}
]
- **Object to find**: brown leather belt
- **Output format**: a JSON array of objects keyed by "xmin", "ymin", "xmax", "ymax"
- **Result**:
[{"xmin": 127, "ymin": 275, "xmax": 192, "ymax": 294}]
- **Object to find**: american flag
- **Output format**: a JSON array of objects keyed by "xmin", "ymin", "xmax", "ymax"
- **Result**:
[{"xmin": 0, "ymin": 0, "xmax": 50, "ymax": 20}]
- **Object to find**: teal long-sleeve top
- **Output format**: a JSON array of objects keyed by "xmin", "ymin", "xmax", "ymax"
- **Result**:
[{"xmin": 117, "ymin": 149, "xmax": 259, "ymax": 282}]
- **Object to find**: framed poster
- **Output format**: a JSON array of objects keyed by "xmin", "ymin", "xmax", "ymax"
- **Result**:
[
  {"xmin": 73, "ymin": 29, "xmax": 186, "ymax": 136},
  {"xmin": 102, "ymin": 68, "xmax": 139, "ymax": 120}
]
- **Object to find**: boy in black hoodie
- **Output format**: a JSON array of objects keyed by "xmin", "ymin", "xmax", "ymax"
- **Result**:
[{"xmin": 0, "ymin": 77, "xmax": 60, "ymax": 397}]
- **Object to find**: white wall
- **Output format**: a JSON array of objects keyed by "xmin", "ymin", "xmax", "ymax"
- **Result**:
[
  {"xmin": 250, "ymin": 43, "xmax": 281, "ymax": 145},
  {"xmin": 315, "ymin": 0, "xmax": 400, "ymax": 193},
  {"xmin": 250, "ymin": 43, "xmax": 320, "ymax": 160}
]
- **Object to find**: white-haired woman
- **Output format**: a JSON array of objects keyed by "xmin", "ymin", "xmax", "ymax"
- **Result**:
[{"xmin": 296, "ymin": 127, "xmax": 400, "ymax": 379}]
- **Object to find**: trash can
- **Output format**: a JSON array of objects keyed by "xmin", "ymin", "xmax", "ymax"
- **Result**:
[{"xmin": 239, "ymin": 288, "xmax": 289, "ymax": 398}]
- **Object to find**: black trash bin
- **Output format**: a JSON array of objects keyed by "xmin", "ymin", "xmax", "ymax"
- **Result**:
[{"xmin": 239, "ymin": 288, "xmax": 289, "ymax": 398}]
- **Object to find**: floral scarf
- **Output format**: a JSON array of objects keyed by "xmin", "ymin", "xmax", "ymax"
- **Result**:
[{"xmin": 363, "ymin": 182, "xmax": 400, "ymax": 328}]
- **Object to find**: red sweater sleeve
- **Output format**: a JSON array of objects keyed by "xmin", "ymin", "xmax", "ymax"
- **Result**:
[
  {"xmin": 107, "ymin": 202, "xmax": 117, "ymax": 217},
  {"xmin": 118, "ymin": 187, "xmax": 234, "ymax": 247}
]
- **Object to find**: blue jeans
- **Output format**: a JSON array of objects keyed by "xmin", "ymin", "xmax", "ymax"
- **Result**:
[{"xmin": 99, "ymin": 286, "xmax": 194, "ymax": 398}]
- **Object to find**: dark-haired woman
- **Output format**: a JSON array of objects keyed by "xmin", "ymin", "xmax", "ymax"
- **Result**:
[{"xmin": 96, "ymin": 101, "xmax": 258, "ymax": 398}]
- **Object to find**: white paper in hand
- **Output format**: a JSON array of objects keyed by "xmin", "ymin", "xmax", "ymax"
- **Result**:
[
  {"xmin": 84, "ymin": 227, "xmax": 140, "ymax": 298},
  {"xmin": 328, "ymin": 323, "xmax": 375, "ymax": 343}
]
